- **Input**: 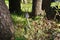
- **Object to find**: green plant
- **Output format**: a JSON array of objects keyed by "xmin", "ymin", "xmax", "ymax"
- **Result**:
[{"xmin": 51, "ymin": 1, "xmax": 60, "ymax": 21}]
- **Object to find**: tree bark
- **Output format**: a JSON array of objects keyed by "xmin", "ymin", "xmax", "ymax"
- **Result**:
[
  {"xmin": 0, "ymin": 0, "xmax": 14, "ymax": 40},
  {"xmin": 9, "ymin": 0, "xmax": 21, "ymax": 14},
  {"xmin": 31, "ymin": 0, "xmax": 42, "ymax": 17},
  {"xmin": 42, "ymin": 0, "xmax": 56, "ymax": 20}
]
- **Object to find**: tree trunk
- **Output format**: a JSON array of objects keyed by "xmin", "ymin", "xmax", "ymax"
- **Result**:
[
  {"xmin": 31, "ymin": 0, "xmax": 42, "ymax": 17},
  {"xmin": 42, "ymin": 0, "xmax": 56, "ymax": 20},
  {"xmin": 9, "ymin": 0, "xmax": 21, "ymax": 14},
  {"xmin": 0, "ymin": 0, "xmax": 14, "ymax": 40}
]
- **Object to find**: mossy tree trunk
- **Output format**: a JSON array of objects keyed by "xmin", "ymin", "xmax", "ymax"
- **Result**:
[{"xmin": 0, "ymin": 0, "xmax": 14, "ymax": 40}]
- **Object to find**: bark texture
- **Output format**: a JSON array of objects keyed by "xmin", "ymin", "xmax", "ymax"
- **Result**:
[
  {"xmin": 0, "ymin": 0, "xmax": 14, "ymax": 40},
  {"xmin": 31, "ymin": 0, "xmax": 42, "ymax": 17}
]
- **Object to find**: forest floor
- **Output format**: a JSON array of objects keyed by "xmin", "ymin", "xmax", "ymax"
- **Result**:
[{"xmin": 5, "ymin": 0, "xmax": 60, "ymax": 40}]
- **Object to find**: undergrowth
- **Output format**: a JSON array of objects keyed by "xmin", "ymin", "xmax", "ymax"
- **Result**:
[
  {"xmin": 5, "ymin": 0, "xmax": 60, "ymax": 40},
  {"xmin": 11, "ymin": 13, "xmax": 60, "ymax": 40}
]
